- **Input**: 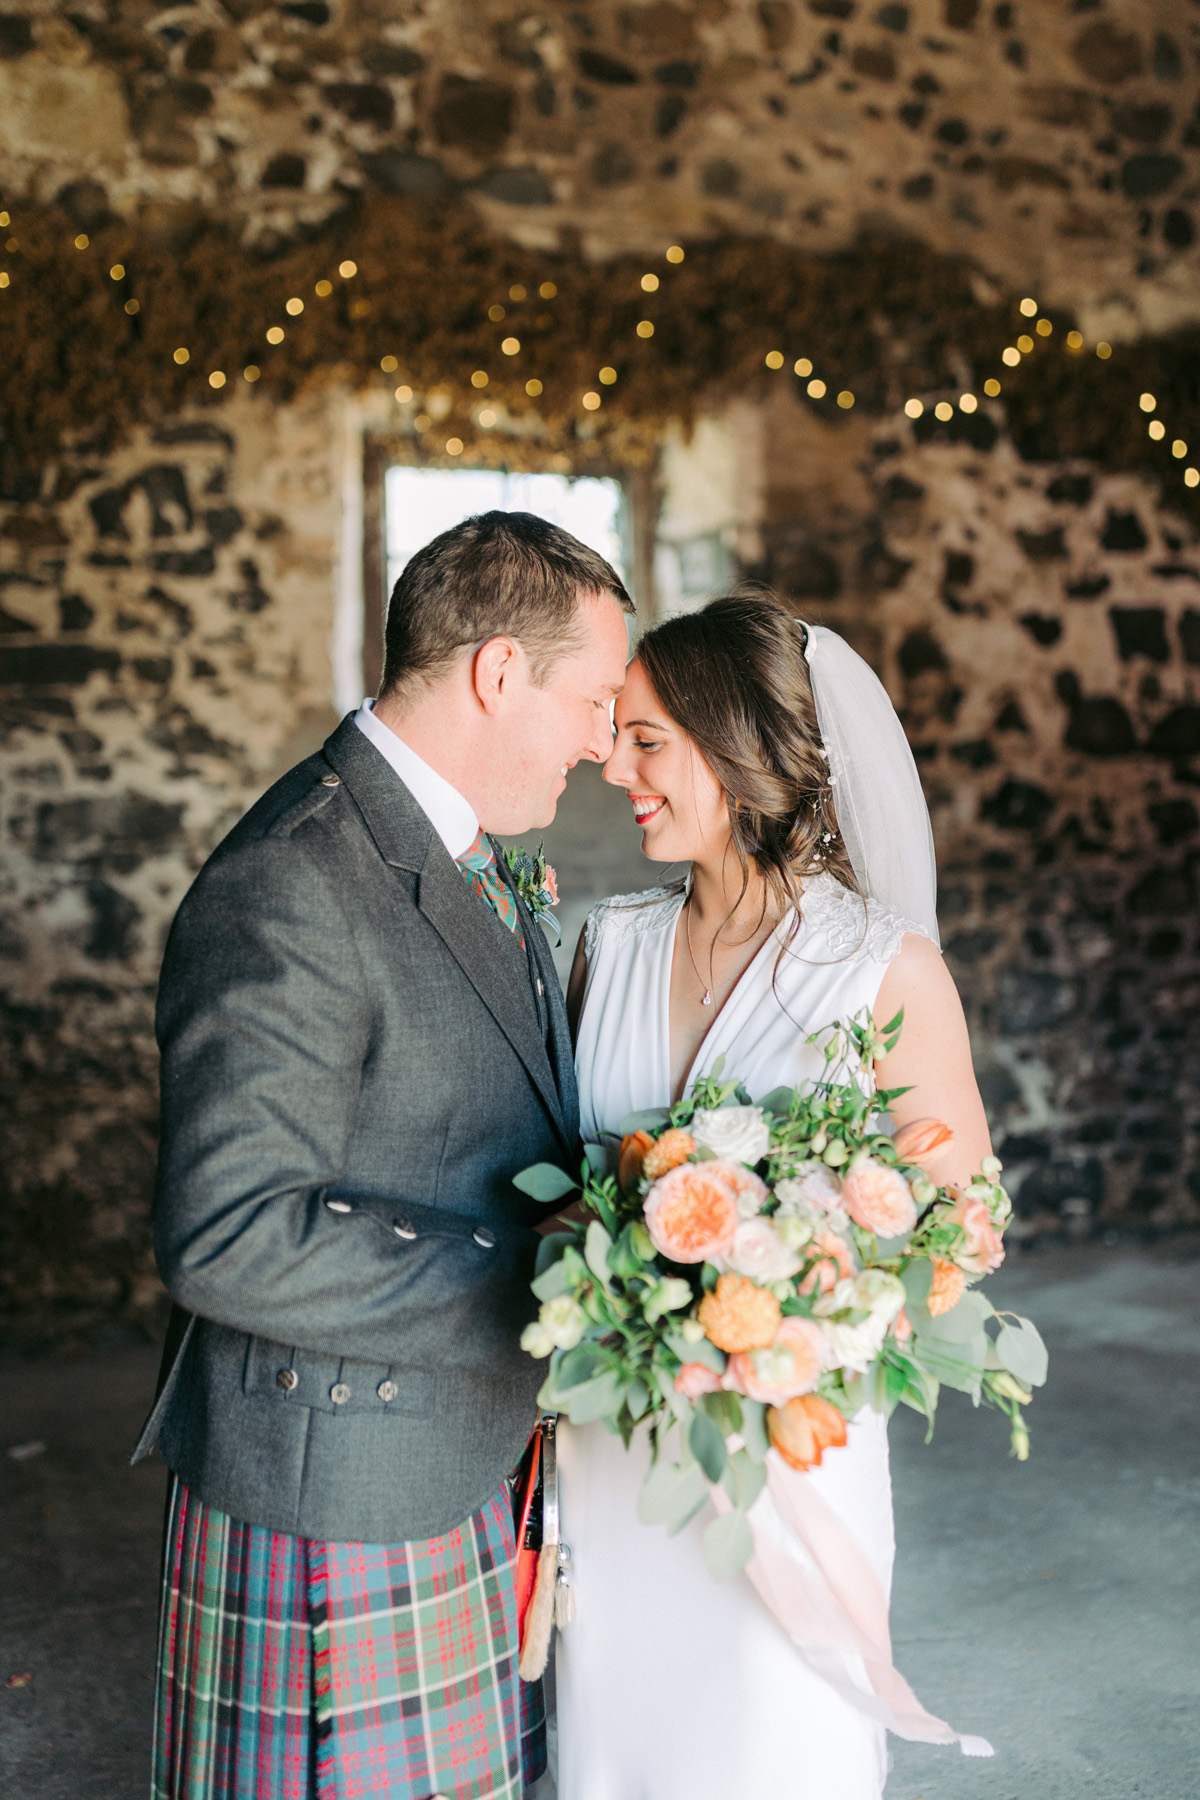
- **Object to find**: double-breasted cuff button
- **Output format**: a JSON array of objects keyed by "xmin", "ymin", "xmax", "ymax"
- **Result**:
[
  {"xmin": 536, "ymin": 978, "xmax": 545, "ymax": 995},
  {"xmin": 325, "ymin": 1197, "xmax": 353, "ymax": 1214},
  {"xmin": 393, "ymin": 1219, "xmax": 417, "ymax": 1240},
  {"xmin": 377, "ymin": 1379, "xmax": 398, "ymax": 1403},
  {"xmin": 329, "ymin": 1382, "xmax": 351, "ymax": 1405},
  {"xmin": 276, "ymin": 1368, "xmax": 298, "ymax": 1391},
  {"xmin": 473, "ymin": 1225, "xmax": 497, "ymax": 1249},
  {"xmin": 319, "ymin": 772, "xmax": 340, "ymax": 787}
]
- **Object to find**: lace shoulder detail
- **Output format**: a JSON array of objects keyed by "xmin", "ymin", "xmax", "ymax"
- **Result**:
[
  {"xmin": 798, "ymin": 874, "xmax": 934, "ymax": 965},
  {"xmin": 583, "ymin": 884, "xmax": 685, "ymax": 960}
]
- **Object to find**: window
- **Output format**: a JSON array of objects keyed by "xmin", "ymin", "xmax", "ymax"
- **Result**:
[{"xmin": 384, "ymin": 466, "xmax": 629, "ymax": 600}]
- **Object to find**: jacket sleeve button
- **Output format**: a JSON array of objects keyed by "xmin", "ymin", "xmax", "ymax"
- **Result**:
[
  {"xmin": 329, "ymin": 1382, "xmax": 351, "ymax": 1405},
  {"xmin": 325, "ymin": 1197, "xmax": 353, "ymax": 1214},
  {"xmin": 320, "ymin": 772, "xmax": 340, "ymax": 787},
  {"xmin": 276, "ymin": 1368, "xmax": 298, "ymax": 1391},
  {"xmin": 377, "ymin": 1379, "xmax": 398, "ymax": 1403},
  {"xmin": 473, "ymin": 1225, "xmax": 497, "ymax": 1249},
  {"xmin": 393, "ymin": 1220, "xmax": 418, "ymax": 1240}
]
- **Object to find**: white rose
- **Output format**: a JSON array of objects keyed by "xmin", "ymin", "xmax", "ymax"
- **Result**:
[
  {"xmin": 538, "ymin": 1294, "xmax": 586, "ymax": 1350},
  {"xmin": 775, "ymin": 1164, "xmax": 843, "ymax": 1216},
  {"xmin": 774, "ymin": 1212, "xmax": 815, "ymax": 1254},
  {"xmin": 725, "ymin": 1218, "xmax": 802, "ymax": 1284},
  {"xmin": 692, "ymin": 1105, "xmax": 771, "ymax": 1168},
  {"xmin": 813, "ymin": 1270, "xmax": 906, "ymax": 1373}
]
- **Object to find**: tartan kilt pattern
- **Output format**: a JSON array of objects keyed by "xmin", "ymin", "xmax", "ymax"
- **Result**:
[{"xmin": 153, "ymin": 1475, "xmax": 546, "ymax": 1800}]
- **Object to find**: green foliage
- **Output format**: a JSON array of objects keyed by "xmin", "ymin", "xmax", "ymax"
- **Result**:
[{"xmin": 513, "ymin": 1006, "xmax": 1045, "ymax": 1586}]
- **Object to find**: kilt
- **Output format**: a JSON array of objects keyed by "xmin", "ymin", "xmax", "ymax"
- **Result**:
[{"xmin": 152, "ymin": 1475, "xmax": 546, "ymax": 1800}]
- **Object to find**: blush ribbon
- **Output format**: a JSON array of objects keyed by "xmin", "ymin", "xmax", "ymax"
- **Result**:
[{"xmin": 710, "ymin": 1449, "xmax": 994, "ymax": 1757}]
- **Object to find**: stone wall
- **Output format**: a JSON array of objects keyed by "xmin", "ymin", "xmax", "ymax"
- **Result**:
[
  {"xmin": 2, "ymin": 0, "xmax": 1199, "ymax": 1338},
  {"xmin": 745, "ymin": 387, "xmax": 1200, "ymax": 1240},
  {"xmin": 1, "ymin": 394, "xmax": 342, "ymax": 1340}
]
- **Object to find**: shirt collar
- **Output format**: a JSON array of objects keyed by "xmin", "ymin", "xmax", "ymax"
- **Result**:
[{"xmin": 352, "ymin": 699, "xmax": 479, "ymax": 861}]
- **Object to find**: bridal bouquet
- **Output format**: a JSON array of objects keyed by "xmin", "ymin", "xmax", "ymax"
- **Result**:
[{"xmin": 517, "ymin": 1012, "xmax": 1047, "ymax": 1581}]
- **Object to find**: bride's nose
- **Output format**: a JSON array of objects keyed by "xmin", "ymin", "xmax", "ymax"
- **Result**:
[{"xmin": 602, "ymin": 741, "xmax": 633, "ymax": 788}]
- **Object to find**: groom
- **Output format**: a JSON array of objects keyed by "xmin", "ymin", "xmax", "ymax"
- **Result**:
[{"xmin": 134, "ymin": 510, "xmax": 632, "ymax": 1798}]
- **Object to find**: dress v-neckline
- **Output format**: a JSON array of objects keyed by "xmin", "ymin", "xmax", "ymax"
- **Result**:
[{"xmin": 664, "ymin": 895, "xmax": 789, "ymax": 1104}]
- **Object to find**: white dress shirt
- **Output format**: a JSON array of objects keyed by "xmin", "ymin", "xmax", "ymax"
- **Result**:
[{"xmin": 353, "ymin": 699, "xmax": 479, "ymax": 860}]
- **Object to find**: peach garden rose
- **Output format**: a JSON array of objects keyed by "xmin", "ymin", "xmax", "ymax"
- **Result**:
[
  {"xmin": 726, "ymin": 1315, "xmax": 824, "ymax": 1405},
  {"xmin": 841, "ymin": 1156, "xmax": 918, "ymax": 1237},
  {"xmin": 643, "ymin": 1162, "xmax": 739, "ymax": 1264}
]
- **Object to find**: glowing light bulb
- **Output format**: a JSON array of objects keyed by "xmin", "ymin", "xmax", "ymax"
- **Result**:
[
  {"xmin": 471, "ymin": 370, "xmax": 489, "ymax": 388},
  {"xmin": 904, "ymin": 398, "xmax": 924, "ymax": 418},
  {"xmin": 501, "ymin": 337, "xmax": 520, "ymax": 355},
  {"xmin": 582, "ymin": 391, "xmax": 601, "ymax": 410},
  {"xmin": 641, "ymin": 273, "xmax": 660, "ymax": 292},
  {"xmin": 666, "ymin": 245, "xmax": 685, "ymax": 263},
  {"xmin": 765, "ymin": 350, "xmax": 784, "ymax": 369},
  {"xmin": 836, "ymin": 390, "xmax": 854, "ymax": 409},
  {"xmin": 636, "ymin": 320, "xmax": 655, "ymax": 338},
  {"xmin": 173, "ymin": 346, "xmax": 189, "ymax": 365},
  {"xmin": 209, "ymin": 370, "xmax": 226, "ymax": 389},
  {"xmin": 338, "ymin": 260, "xmax": 357, "ymax": 279}
]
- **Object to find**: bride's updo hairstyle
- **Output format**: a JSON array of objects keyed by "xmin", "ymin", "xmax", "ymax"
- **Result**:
[{"xmin": 635, "ymin": 591, "xmax": 859, "ymax": 919}]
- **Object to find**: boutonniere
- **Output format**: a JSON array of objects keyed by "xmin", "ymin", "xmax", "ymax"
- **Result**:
[{"xmin": 504, "ymin": 843, "xmax": 561, "ymax": 945}]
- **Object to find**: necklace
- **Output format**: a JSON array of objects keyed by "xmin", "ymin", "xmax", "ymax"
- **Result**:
[{"xmin": 683, "ymin": 894, "xmax": 714, "ymax": 1006}]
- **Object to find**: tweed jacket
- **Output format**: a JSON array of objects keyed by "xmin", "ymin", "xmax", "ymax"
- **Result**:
[{"xmin": 132, "ymin": 714, "xmax": 578, "ymax": 1543}]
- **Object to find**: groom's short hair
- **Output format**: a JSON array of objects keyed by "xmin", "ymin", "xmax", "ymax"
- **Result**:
[{"xmin": 379, "ymin": 509, "xmax": 633, "ymax": 696}]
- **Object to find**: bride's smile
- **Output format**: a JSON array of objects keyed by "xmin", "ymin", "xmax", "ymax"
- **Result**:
[{"xmin": 603, "ymin": 656, "xmax": 729, "ymax": 865}]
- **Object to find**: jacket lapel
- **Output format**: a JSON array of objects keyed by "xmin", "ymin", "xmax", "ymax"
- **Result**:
[
  {"xmin": 323, "ymin": 717, "xmax": 569, "ymax": 1151},
  {"xmin": 494, "ymin": 847, "xmax": 580, "ymax": 1143}
]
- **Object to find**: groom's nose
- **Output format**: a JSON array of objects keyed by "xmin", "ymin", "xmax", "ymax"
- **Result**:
[{"xmin": 582, "ymin": 707, "xmax": 616, "ymax": 764}]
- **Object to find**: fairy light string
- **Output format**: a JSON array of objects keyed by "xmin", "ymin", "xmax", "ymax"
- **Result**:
[{"xmin": 0, "ymin": 201, "xmax": 1196, "ymax": 494}]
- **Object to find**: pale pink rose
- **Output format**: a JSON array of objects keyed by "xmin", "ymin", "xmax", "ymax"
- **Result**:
[
  {"xmin": 675, "ymin": 1361, "xmax": 723, "ymax": 1399},
  {"xmin": 800, "ymin": 1229, "xmax": 857, "ymax": 1296},
  {"xmin": 892, "ymin": 1307, "xmax": 913, "ymax": 1346},
  {"xmin": 543, "ymin": 864, "xmax": 558, "ymax": 905},
  {"xmin": 725, "ymin": 1218, "xmax": 802, "ymax": 1283},
  {"xmin": 775, "ymin": 1165, "xmax": 843, "ymax": 1215},
  {"xmin": 841, "ymin": 1157, "xmax": 918, "ymax": 1238},
  {"xmin": 951, "ymin": 1193, "xmax": 1005, "ymax": 1275},
  {"xmin": 644, "ymin": 1162, "xmax": 739, "ymax": 1264},
  {"xmin": 720, "ymin": 1164, "xmax": 770, "ymax": 1219},
  {"xmin": 727, "ymin": 1316, "xmax": 824, "ymax": 1404}
]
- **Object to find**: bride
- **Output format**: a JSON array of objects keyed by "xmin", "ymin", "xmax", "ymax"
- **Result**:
[{"xmin": 554, "ymin": 593, "xmax": 992, "ymax": 1799}]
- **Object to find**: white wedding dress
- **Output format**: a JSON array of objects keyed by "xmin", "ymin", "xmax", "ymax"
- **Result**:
[{"xmin": 555, "ymin": 873, "xmax": 930, "ymax": 1800}]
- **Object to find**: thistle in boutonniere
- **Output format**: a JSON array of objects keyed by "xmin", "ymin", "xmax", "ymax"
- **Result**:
[{"xmin": 505, "ymin": 843, "xmax": 561, "ymax": 944}]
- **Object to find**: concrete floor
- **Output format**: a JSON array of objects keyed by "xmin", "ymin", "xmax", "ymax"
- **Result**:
[{"xmin": 2, "ymin": 1243, "xmax": 1197, "ymax": 1799}]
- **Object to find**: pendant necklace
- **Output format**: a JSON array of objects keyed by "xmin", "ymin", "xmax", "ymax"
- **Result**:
[{"xmin": 684, "ymin": 893, "xmax": 714, "ymax": 1007}]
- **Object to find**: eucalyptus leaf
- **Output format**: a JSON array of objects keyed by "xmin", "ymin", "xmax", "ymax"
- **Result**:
[
  {"xmin": 740, "ymin": 1398, "xmax": 770, "ymax": 1464},
  {"xmin": 618, "ymin": 1106, "xmax": 673, "ymax": 1135},
  {"xmin": 912, "ymin": 1331, "xmax": 986, "ymax": 1400},
  {"xmin": 664, "ymin": 1331, "xmax": 725, "ymax": 1374},
  {"xmin": 584, "ymin": 1219, "xmax": 614, "ymax": 1287},
  {"xmin": 875, "ymin": 1232, "xmax": 912, "ymax": 1257},
  {"xmin": 530, "ymin": 1259, "xmax": 572, "ymax": 1303},
  {"xmin": 995, "ymin": 1317, "xmax": 1049, "ymax": 1387},
  {"xmin": 561, "ymin": 1370, "xmax": 623, "ymax": 1424},
  {"xmin": 703, "ymin": 1507, "xmax": 754, "ymax": 1581},
  {"xmin": 755, "ymin": 1085, "xmax": 797, "ymax": 1116},
  {"xmin": 919, "ymin": 1288, "xmax": 993, "ymax": 1343},
  {"xmin": 637, "ymin": 1457, "xmax": 709, "ymax": 1532},
  {"xmin": 513, "ymin": 1162, "xmax": 579, "ymax": 1203},
  {"xmin": 534, "ymin": 1232, "xmax": 575, "ymax": 1277},
  {"xmin": 556, "ymin": 1342, "xmax": 607, "ymax": 1389},
  {"xmin": 689, "ymin": 1408, "xmax": 728, "ymax": 1484},
  {"xmin": 902, "ymin": 1259, "xmax": 934, "ymax": 1307},
  {"xmin": 725, "ymin": 1448, "xmax": 767, "ymax": 1511}
]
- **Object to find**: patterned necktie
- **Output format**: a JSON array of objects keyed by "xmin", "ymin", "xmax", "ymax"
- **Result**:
[{"xmin": 456, "ymin": 829, "xmax": 525, "ymax": 947}]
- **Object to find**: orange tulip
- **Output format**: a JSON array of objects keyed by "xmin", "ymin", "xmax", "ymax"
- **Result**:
[
  {"xmin": 618, "ymin": 1130, "xmax": 654, "ymax": 1192},
  {"xmin": 767, "ymin": 1394, "xmax": 849, "ymax": 1471},
  {"xmin": 892, "ymin": 1118, "xmax": 954, "ymax": 1164}
]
